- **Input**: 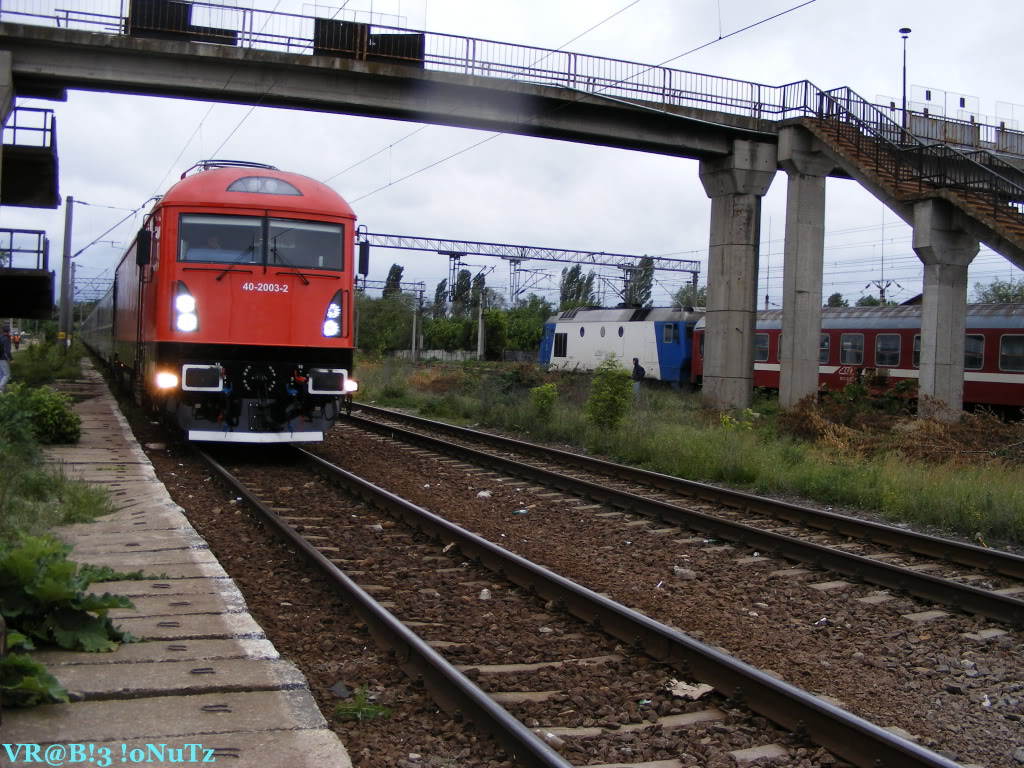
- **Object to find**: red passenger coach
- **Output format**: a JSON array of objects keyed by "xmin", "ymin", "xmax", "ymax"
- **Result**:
[
  {"xmin": 81, "ymin": 160, "xmax": 362, "ymax": 442},
  {"xmin": 692, "ymin": 304, "xmax": 1024, "ymax": 408}
]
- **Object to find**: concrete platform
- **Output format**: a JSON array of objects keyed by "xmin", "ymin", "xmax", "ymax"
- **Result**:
[{"xmin": 2, "ymin": 364, "xmax": 351, "ymax": 768}]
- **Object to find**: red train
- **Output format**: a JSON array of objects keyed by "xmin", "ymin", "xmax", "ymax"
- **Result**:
[
  {"xmin": 692, "ymin": 304, "xmax": 1024, "ymax": 407},
  {"xmin": 81, "ymin": 160, "xmax": 362, "ymax": 442}
]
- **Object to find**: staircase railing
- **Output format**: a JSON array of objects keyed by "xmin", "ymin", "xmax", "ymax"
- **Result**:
[{"xmin": 811, "ymin": 86, "xmax": 1024, "ymax": 220}]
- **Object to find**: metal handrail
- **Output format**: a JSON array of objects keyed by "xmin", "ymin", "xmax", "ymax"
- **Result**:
[
  {"xmin": 1, "ymin": 106, "xmax": 55, "ymax": 149},
  {"xmin": 0, "ymin": 229, "xmax": 50, "ymax": 270},
  {"xmin": 812, "ymin": 86, "xmax": 1024, "ymax": 218}
]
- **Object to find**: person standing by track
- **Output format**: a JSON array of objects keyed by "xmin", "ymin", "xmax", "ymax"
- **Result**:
[
  {"xmin": 631, "ymin": 357, "xmax": 645, "ymax": 396},
  {"xmin": 0, "ymin": 326, "xmax": 12, "ymax": 392}
]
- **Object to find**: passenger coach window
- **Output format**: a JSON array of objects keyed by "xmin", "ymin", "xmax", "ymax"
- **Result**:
[
  {"xmin": 875, "ymin": 334, "xmax": 900, "ymax": 367},
  {"xmin": 753, "ymin": 333, "xmax": 769, "ymax": 362},
  {"xmin": 269, "ymin": 219, "xmax": 344, "ymax": 270},
  {"xmin": 819, "ymin": 334, "xmax": 830, "ymax": 364},
  {"xmin": 1000, "ymin": 335, "xmax": 1024, "ymax": 371},
  {"xmin": 965, "ymin": 334, "xmax": 984, "ymax": 370},
  {"xmin": 913, "ymin": 335, "xmax": 921, "ymax": 367},
  {"xmin": 179, "ymin": 214, "xmax": 262, "ymax": 264},
  {"xmin": 840, "ymin": 333, "xmax": 864, "ymax": 364},
  {"xmin": 553, "ymin": 333, "xmax": 567, "ymax": 357}
]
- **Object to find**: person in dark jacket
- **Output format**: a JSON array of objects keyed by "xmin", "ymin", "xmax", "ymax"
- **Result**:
[
  {"xmin": 631, "ymin": 357, "xmax": 645, "ymax": 395},
  {"xmin": 0, "ymin": 326, "xmax": 11, "ymax": 392}
]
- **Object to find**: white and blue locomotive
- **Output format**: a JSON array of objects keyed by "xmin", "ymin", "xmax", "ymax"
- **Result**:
[{"xmin": 538, "ymin": 306, "xmax": 703, "ymax": 384}]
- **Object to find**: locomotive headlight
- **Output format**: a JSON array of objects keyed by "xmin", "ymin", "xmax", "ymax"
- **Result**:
[
  {"xmin": 155, "ymin": 371, "xmax": 179, "ymax": 389},
  {"xmin": 343, "ymin": 379, "xmax": 359, "ymax": 393},
  {"xmin": 322, "ymin": 290, "xmax": 343, "ymax": 337},
  {"xmin": 175, "ymin": 282, "xmax": 199, "ymax": 333},
  {"xmin": 177, "ymin": 313, "xmax": 199, "ymax": 332}
]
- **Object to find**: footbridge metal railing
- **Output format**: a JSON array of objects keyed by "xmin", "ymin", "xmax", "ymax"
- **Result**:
[
  {"xmin": 813, "ymin": 86, "xmax": 1024, "ymax": 222},
  {"xmin": 2, "ymin": 0, "xmax": 1022, "ymax": 234}
]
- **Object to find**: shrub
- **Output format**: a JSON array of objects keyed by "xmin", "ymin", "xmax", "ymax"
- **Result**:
[
  {"xmin": 529, "ymin": 382, "xmax": 558, "ymax": 419},
  {"xmin": 498, "ymin": 363, "xmax": 546, "ymax": 393},
  {"xmin": 584, "ymin": 356, "xmax": 632, "ymax": 429},
  {"xmin": 26, "ymin": 385, "xmax": 82, "ymax": 444}
]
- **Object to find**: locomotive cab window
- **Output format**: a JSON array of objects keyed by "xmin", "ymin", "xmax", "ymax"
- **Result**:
[
  {"xmin": 753, "ymin": 333, "xmax": 769, "ymax": 362},
  {"xmin": 1000, "ymin": 335, "xmax": 1024, "ymax": 371},
  {"xmin": 553, "ymin": 333, "xmax": 567, "ymax": 358},
  {"xmin": 840, "ymin": 333, "xmax": 864, "ymax": 365},
  {"xmin": 965, "ymin": 334, "xmax": 984, "ymax": 370},
  {"xmin": 875, "ymin": 334, "xmax": 900, "ymax": 367},
  {"xmin": 178, "ymin": 213, "xmax": 345, "ymax": 270},
  {"xmin": 663, "ymin": 324, "xmax": 679, "ymax": 343},
  {"xmin": 179, "ymin": 214, "xmax": 262, "ymax": 264},
  {"xmin": 269, "ymin": 218, "xmax": 344, "ymax": 270},
  {"xmin": 819, "ymin": 333, "xmax": 830, "ymax": 364}
]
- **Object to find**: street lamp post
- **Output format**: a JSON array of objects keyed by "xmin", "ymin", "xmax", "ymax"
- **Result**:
[{"xmin": 899, "ymin": 27, "xmax": 912, "ymax": 136}]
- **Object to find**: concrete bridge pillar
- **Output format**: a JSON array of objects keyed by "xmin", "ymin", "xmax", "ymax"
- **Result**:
[
  {"xmin": 777, "ymin": 127, "xmax": 834, "ymax": 409},
  {"xmin": 699, "ymin": 140, "xmax": 777, "ymax": 411},
  {"xmin": 0, "ymin": 51, "xmax": 12, "ymax": 206},
  {"xmin": 913, "ymin": 199, "xmax": 979, "ymax": 420}
]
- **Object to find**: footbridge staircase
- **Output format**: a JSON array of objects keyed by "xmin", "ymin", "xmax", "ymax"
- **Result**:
[{"xmin": 794, "ymin": 86, "xmax": 1024, "ymax": 268}]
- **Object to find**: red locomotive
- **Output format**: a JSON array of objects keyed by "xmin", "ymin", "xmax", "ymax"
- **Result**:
[
  {"xmin": 81, "ymin": 160, "xmax": 363, "ymax": 441},
  {"xmin": 692, "ymin": 304, "xmax": 1024, "ymax": 407}
]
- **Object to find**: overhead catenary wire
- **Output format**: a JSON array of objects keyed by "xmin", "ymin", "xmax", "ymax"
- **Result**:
[
  {"xmin": 319, "ymin": 0, "xmax": 647, "ymax": 187},
  {"xmin": 345, "ymin": 0, "xmax": 818, "ymax": 204}
]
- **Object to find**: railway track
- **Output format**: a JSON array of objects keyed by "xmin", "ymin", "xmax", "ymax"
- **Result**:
[
  {"xmin": 196, "ymin": 443, "xmax": 960, "ymax": 768},
  {"xmin": 346, "ymin": 404, "xmax": 1024, "ymax": 628}
]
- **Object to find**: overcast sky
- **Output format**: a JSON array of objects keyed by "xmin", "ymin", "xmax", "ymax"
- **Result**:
[{"xmin": 4, "ymin": 0, "xmax": 1023, "ymax": 309}]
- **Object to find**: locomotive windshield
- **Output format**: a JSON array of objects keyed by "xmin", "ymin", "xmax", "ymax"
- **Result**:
[{"xmin": 178, "ymin": 213, "xmax": 344, "ymax": 270}]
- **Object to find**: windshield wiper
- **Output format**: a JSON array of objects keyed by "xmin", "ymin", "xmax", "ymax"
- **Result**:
[
  {"xmin": 215, "ymin": 242, "xmax": 257, "ymax": 282},
  {"xmin": 270, "ymin": 244, "xmax": 310, "ymax": 285}
]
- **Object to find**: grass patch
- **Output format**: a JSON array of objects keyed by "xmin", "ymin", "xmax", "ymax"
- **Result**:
[
  {"xmin": 11, "ymin": 340, "xmax": 85, "ymax": 387},
  {"xmin": 356, "ymin": 361, "xmax": 1024, "ymax": 544},
  {"xmin": 0, "ymin": 376, "xmax": 110, "ymax": 542},
  {"xmin": 333, "ymin": 685, "xmax": 392, "ymax": 722}
]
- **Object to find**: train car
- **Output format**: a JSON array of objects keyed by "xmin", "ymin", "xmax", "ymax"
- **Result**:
[
  {"xmin": 538, "ymin": 306, "xmax": 703, "ymax": 383},
  {"xmin": 81, "ymin": 160, "xmax": 363, "ymax": 442},
  {"xmin": 691, "ymin": 304, "xmax": 1024, "ymax": 408}
]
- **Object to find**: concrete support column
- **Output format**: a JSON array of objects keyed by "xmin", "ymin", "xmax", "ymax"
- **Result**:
[
  {"xmin": 0, "ymin": 51, "xmax": 13, "ymax": 207},
  {"xmin": 699, "ymin": 140, "xmax": 777, "ymax": 410},
  {"xmin": 913, "ymin": 199, "xmax": 979, "ymax": 420},
  {"xmin": 777, "ymin": 127, "xmax": 834, "ymax": 409}
]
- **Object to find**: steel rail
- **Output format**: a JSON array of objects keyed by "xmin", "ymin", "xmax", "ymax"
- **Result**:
[
  {"xmin": 292, "ymin": 446, "xmax": 958, "ymax": 768},
  {"xmin": 354, "ymin": 404, "xmax": 1024, "ymax": 580},
  {"xmin": 195, "ymin": 448, "xmax": 572, "ymax": 768},
  {"xmin": 347, "ymin": 411, "xmax": 1024, "ymax": 626}
]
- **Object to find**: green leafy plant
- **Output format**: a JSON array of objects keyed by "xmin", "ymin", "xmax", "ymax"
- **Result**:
[
  {"xmin": 529, "ymin": 382, "xmax": 558, "ymax": 419},
  {"xmin": 1, "ymin": 630, "xmax": 70, "ymax": 708},
  {"xmin": 720, "ymin": 408, "xmax": 758, "ymax": 431},
  {"xmin": 333, "ymin": 685, "xmax": 392, "ymax": 722},
  {"xmin": 583, "ymin": 356, "xmax": 632, "ymax": 430},
  {"xmin": 0, "ymin": 536, "xmax": 137, "ymax": 653}
]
